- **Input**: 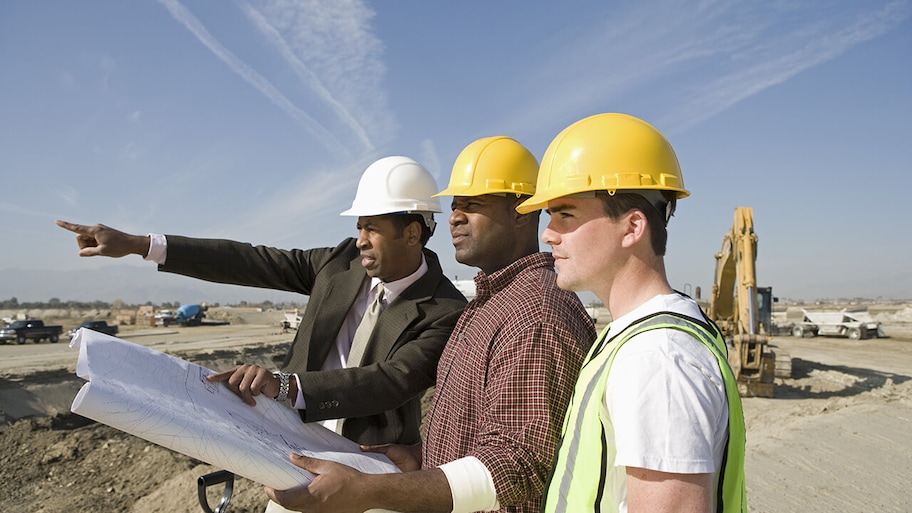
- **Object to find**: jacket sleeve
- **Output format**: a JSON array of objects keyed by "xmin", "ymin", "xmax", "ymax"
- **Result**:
[{"xmin": 159, "ymin": 235, "xmax": 351, "ymax": 294}]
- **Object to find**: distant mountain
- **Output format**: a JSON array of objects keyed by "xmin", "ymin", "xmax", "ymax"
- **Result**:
[{"xmin": 0, "ymin": 265, "xmax": 305, "ymax": 306}]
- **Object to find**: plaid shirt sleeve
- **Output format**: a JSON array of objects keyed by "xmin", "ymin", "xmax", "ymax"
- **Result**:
[{"xmin": 471, "ymin": 319, "xmax": 588, "ymax": 507}]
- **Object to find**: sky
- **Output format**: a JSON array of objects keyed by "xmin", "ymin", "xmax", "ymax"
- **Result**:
[{"xmin": 1, "ymin": 0, "xmax": 910, "ymax": 306}]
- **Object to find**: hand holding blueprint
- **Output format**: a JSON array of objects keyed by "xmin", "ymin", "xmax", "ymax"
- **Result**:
[{"xmin": 69, "ymin": 328, "xmax": 399, "ymax": 490}]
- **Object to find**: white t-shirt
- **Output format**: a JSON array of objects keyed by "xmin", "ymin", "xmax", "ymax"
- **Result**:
[{"xmin": 602, "ymin": 294, "xmax": 729, "ymax": 513}]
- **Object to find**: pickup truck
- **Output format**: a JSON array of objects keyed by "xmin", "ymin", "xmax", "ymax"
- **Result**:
[
  {"xmin": 68, "ymin": 320, "xmax": 119, "ymax": 338},
  {"xmin": 0, "ymin": 319, "xmax": 64, "ymax": 345}
]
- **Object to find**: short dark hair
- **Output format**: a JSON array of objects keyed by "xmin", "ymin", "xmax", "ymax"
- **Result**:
[
  {"xmin": 595, "ymin": 191, "xmax": 675, "ymax": 256},
  {"xmin": 384, "ymin": 213, "xmax": 434, "ymax": 246}
]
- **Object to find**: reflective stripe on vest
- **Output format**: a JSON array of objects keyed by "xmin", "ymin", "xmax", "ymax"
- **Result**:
[{"xmin": 542, "ymin": 311, "xmax": 747, "ymax": 513}]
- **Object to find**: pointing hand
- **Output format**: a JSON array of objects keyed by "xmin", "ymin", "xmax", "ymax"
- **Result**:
[{"xmin": 56, "ymin": 219, "xmax": 150, "ymax": 258}]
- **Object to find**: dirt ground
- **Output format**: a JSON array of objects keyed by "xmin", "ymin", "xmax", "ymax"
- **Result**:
[{"xmin": 1, "ymin": 306, "xmax": 910, "ymax": 513}]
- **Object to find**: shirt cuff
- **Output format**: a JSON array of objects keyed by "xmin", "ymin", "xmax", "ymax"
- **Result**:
[
  {"xmin": 291, "ymin": 374, "xmax": 306, "ymax": 410},
  {"xmin": 145, "ymin": 233, "xmax": 167, "ymax": 265},
  {"xmin": 439, "ymin": 456, "xmax": 500, "ymax": 513}
]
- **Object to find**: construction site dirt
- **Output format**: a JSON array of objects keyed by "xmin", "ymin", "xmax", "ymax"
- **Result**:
[{"xmin": 1, "ymin": 306, "xmax": 910, "ymax": 513}]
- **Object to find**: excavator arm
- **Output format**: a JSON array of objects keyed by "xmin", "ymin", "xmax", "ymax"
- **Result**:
[{"xmin": 707, "ymin": 207, "xmax": 775, "ymax": 396}]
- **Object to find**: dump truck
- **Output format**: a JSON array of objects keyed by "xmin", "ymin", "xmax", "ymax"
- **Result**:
[
  {"xmin": 282, "ymin": 309, "xmax": 304, "ymax": 331},
  {"xmin": 706, "ymin": 207, "xmax": 789, "ymax": 397},
  {"xmin": 799, "ymin": 308, "xmax": 885, "ymax": 339}
]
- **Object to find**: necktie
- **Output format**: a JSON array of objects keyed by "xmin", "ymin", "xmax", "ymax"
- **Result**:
[
  {"xmin": 346, "ymin": 282, "xmax": 385, "ymax": 369},
  {"xmin": 337, "ymin": 283, "xmax": 385, "ymax": 435}
]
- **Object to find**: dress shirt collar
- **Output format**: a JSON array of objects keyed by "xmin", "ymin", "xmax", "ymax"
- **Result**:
[
  {"xmin": 367, "ymin": 253, "xmax": 429, "ymax": 305},
  {"xmin": 472, "ymin": 252, "xmax": 555, "ymax": 302}
]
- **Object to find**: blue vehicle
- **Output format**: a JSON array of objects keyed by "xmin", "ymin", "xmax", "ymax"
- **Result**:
[{"xmin": 174, "ymin": 304, "xmax": 206, "ymax": 326}]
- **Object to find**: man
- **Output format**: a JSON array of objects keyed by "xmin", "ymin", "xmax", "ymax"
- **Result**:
[
  {"xmin": 516, "ymin": 113, "xmax": 747, "ymax": 513},
  {"xmin": 264, "ymin": 136, "xmax": 596, "ymax": 513},
  {"xmin": 56, "ymin": 156, "xmax": 467, "ymax": 450}
]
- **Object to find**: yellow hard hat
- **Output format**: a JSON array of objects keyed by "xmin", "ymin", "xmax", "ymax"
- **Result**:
[
  {"xmin": 433, "ymin": 136, "xmax": 538, "ymax": 197},
  {"xmin": 516, "ymin": 113, "xmax": 689, "ymax": 214}
]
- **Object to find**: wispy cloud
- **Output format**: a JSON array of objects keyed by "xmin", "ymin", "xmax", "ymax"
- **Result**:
[
  {"xmin": 240, "ymin": 1, "xmax": 379, "ymax": 153},
  {"xmin": 156, "ymin": 0, "xmax": 350, "ymax": 157},
  {"xmin": 662, "ymin": 0, "xmax": 912, "ymax": 131},
  {"xmin": 220, "ymin": 161, "xmax": 365, "ymax": 246},
  {"xmin": 246, "ymin": 0, "xmax": 396, "ymax": 152},
  {"xmin": 509, "ymin": 0, "xmax": 911, "ymax": 135},
  {"xmin": 54, "ymin": 186, "xmax": 80, "ymax": 207},
  {"xmin": 1, "ymin": 200, "xmax": 58, "ymax": 219},
  {"xmin": 419, "ymin": 139, "xmax": 443, "ymax": 182}
]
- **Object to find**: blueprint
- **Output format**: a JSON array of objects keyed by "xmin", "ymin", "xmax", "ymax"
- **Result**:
[{"xmin": 69, "ymin": 328, "xmax": 399, "ymax": 490}]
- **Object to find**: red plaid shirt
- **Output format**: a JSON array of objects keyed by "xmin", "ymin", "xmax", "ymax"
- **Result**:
[{"xmin": 423, "ymin": 252, "xmax": 596, "ymax": 512}]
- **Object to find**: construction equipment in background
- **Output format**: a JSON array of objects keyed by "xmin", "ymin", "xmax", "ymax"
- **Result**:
[
  {"xmin": 282, "ymin": 308, "xmax": 304, "ymax": 331},
  {"xmin": 174, "ymin": 304, "xmax": 207, "ymax": 326},
  {"xmin": 707, "ymin": 207, "xmax": 788, "ymax": 397},
  {"xmin": 797, "ymin": 308, "xmax": 885, "ymax": 339},
  {"xmin": 156, "ymin": 303, "xmax": 228, "ymax": 327}
]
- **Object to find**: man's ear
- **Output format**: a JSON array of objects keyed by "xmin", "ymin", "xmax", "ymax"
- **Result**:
[
  {"xmin": 621, "ymin": 209, "xmax": 649, "ymax": 248},
  {"xmin": 512, "ymin": 196, "xmax": 537, "ymax": 227},
  {"xmin": 406, "ymin": 220, "xmax": 423, "ymax": 245}
]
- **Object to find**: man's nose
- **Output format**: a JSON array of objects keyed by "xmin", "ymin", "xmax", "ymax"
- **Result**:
[
  {"xmin": 356, "ymin": 230, "xmax": 371, "ymax": 248},
  {"xmin": 449, "ymin": 209, "xmax": 466, "ymax": 226},
  {"xmin": 541, "ymin": 225, "xmax": 559, "ymax": 246}
]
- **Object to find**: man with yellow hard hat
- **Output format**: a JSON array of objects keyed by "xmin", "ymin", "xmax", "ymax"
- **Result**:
[{"xmin": 517, "ymin": 113, "xmax": 747, "ymax": 513}]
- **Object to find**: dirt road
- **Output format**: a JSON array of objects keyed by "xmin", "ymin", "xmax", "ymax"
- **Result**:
[
  {"xmin": 1, "ymin": 315, "xmax": 910, "ymax": 512},
  {"xmin": 0, "ymin": 323, "xmax": 289, "ymax": 375},
  {"xmin": 745, "ymin": 335, "xmax": 912, "ymax": 513}
]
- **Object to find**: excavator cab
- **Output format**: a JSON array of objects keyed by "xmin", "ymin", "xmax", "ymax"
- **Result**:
[{"xmin": 756, "ymin": 286, "xmax": 777, "ymax": 336}]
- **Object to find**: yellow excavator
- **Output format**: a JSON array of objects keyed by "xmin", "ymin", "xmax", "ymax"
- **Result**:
[{"xmin": 707, "ymin": 207, "xmax": 787, "ymax": 398}]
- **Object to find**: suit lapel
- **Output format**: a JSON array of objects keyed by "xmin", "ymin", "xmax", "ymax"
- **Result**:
[
  {"xmin": 360, "ymin": 250, "xmax": 441, "ymax": 363},
  {"xmin": 305, "ymin": 257, "xmax": 368, "ymax": 369}
]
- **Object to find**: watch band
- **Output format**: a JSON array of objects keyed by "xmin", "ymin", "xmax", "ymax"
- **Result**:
[{"xmin": 272, "ymin": 370, "xmax": 291, "ymax": 402}]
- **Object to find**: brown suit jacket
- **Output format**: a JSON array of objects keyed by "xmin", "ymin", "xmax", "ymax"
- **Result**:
[{"xmin": 160, "ymin": 236, "xmax": 466, "ymax": 445}]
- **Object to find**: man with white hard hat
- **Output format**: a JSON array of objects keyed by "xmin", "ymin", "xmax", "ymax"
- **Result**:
[{"xmin": 57, "ymin": 156, "xmax": 467, "ymax": 452}]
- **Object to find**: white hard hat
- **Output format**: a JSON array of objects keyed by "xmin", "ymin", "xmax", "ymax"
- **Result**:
[{"xmin": 341, "ymin": 156, "xmax": 441, "ymax": 229}]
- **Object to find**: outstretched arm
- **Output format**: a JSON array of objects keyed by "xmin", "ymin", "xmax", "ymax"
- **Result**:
[{"xmin": 55, "ymin": 220, "xmax": 150, "ymax": 258}]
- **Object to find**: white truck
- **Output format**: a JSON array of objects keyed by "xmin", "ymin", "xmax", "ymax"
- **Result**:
[
  {"xmin": 798, "ymin": 308, "xmax": 885, "ymax": 340},
  {"xmin": 282, "ymin": 309, "xmax": 303, "ymax": 331}
]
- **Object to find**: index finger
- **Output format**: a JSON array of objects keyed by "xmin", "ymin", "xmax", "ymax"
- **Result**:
[
  {"xmin": 206, "ymin": 369, "xmax": 238, "ymax": 382},
  {"xmin": 55, "ymin": 219, "xmax": 88, "ymax": 234}
]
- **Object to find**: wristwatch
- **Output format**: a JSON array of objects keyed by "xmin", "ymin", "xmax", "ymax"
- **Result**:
[{"xmin": 272, "ymin": 370, "xmax": 291, "ymax": 402}]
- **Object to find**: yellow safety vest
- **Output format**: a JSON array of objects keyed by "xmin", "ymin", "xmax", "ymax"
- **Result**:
[{"xmin": 542, "ymin": 311, "xmax": 747, "ymax": 513}]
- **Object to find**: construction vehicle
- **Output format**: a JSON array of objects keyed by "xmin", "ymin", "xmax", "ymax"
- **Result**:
[
  {"xmin": 799, "ymin": 308, "xmax": 884, "ymax": 339},
  {"xmin": 282, "ymin": 308, "xmax": 304, "ymax": 331},
  {"xmin": 157, "ymin": 304, "xmax": 220, "ymax": 327},
  {"xmin": 707, "ymin": 207, "xmax": 788, "ymax": 397},
  {"xmin": 174, "ymin": 304, "xmax": 207, "ymax": 326}
]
